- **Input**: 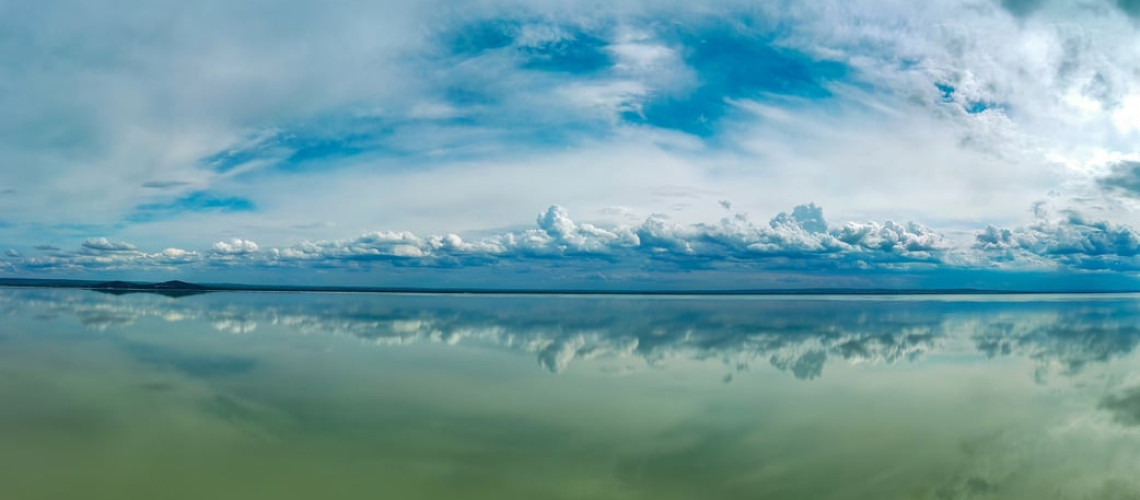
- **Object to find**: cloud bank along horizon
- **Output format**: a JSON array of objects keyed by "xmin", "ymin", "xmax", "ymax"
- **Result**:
[{"xmin": 4, "ymin": 0, "xmax": 1140, "ymax": 288}]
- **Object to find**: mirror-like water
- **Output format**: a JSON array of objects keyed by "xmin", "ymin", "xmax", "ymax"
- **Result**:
[{"xmin": 1, "ymin": 288, "xmax": 1139, "ymax": 499}]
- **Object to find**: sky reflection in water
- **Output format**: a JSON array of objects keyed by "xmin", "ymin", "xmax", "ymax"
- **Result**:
[{"xmin": 1, "ymin": 289, "xmax": 1139, "ymax": 499}]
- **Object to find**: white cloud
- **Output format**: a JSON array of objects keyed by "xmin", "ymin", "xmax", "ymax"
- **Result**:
[
  {"xmin": 975, "ymin": 208, "xmax": 1140, "ymax": 270},
  {"xmin": 0, "ymin": 203, "xmax": 969, "ymax": 279},
  {"xmin": 4, "ymin": 0, "xmax": 1140, "ymax": 284},
  {"xmin": 211, "ymin": 238, "xmax": 259, "ymax": 256},
  {"xmin": 557, "ymin": 80, "xmax": 649, "ymax": 121}
]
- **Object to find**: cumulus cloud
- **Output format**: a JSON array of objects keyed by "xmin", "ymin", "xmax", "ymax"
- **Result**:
[
  {"xmin": 12, "ymin": 202, "xmax": 1140, "ymax": 280},
  {"xmin": 211, "ymin": 239, "xmax": 260, "ymax": 256},
  {"xmin": 10, "ymin": 240, "xmax": 199, "ymax": 272},
  {"xmin": 262, "ymin": 203, "xmax": 948, "ymax": 272},
  {"xmin": 156, "ymin": 248, "xmax": 201, "ymax": 265},
  {"xmin": 974, "ymin": 209, "xmax": 1140, "ymax": 270}
]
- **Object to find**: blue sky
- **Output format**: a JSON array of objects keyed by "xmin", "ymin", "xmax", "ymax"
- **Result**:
[{"xmin": 4, "ymin": 0, "xmax": 1140, "ymax": 289}]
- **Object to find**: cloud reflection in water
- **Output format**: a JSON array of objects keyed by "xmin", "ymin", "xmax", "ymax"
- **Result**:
[{"xmin": 6, "ymin": 289, "xmax": 1140, "ymax": 381}]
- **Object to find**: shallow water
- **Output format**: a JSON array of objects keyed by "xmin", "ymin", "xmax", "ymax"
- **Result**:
[{"xmin": 1, "ymin": 288, "xmax": 1139, "ymax": 499}]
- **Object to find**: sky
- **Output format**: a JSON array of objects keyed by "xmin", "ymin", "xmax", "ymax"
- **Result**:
[{"xmin": 4, "ymin": 0, "xmax": 1140, "ymax": 289}]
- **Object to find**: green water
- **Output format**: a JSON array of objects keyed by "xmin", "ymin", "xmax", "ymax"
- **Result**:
[{"xmin": 1, "ymin": 289, "xmax": 1138, "ymax": 499}]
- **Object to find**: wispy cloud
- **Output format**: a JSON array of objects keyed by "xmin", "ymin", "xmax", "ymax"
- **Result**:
[{"xmin": 141, "ymin": 181, "xmax": 192, "ymax": 189}]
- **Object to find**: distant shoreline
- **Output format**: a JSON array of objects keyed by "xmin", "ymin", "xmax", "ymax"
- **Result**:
[{"xmin": 1, "ymin": 278, "xmax": 1138, "ymax": 296}]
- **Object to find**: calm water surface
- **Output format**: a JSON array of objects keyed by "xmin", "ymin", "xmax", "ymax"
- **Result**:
[{"xmin": 1, "ymin": 288, "xmax": 1139, "ymax": 499}]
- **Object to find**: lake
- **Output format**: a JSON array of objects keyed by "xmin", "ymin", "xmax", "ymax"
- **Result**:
[{"xmin": 1, "ymin": 288, "xmax": 1138, "ymax": 499}]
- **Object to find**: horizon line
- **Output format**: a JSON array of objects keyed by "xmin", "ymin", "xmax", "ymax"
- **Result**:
[{"xmin": 2, "ymin": 278, "xmax": 1140, "ymax": 296}]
